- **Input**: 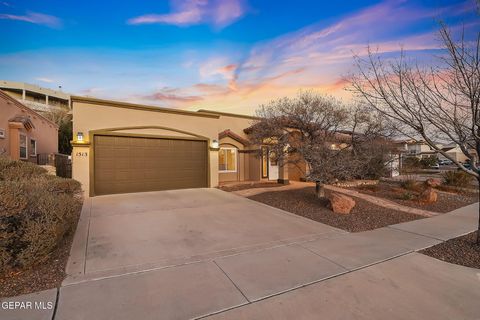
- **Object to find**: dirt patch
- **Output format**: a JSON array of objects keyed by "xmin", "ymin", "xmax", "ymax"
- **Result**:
[
  {"xmin": 420, "ymin": 231, "xmax": 480, "ymax": 269},
  {"xmin": 218, "ymin": 182, "xmax": 284, "ymax": 192},
  {"xmin": 353, "ymin": 182, "xmax": 478, "ymax": 213},
  {"xmin": 248, "ymin": 187, "xmax": 424, "ymax": 232},
  {"xmin": 0, "ymin": 209, "xmax": 80, "ymax": 298}
]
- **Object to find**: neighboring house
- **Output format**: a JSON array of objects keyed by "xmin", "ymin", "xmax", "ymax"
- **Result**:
[
  {"xmin": 0, "ymin": 89, "xmax": 58, "ymax": 161},
  {"xmin": 403, "ymin": 140, "xmax": 442, "ymax": 158},
  {"xmin": 71, "ymin": 96, "xmax": 296, "ymax": 196},
  {"xmin": 0, "ymin": 80, "xmax": 71, "ymax": 114},
  {"xmin": 398, "ymin": 139, "xmax": 476, "ymax": 164},
  {"xmin": 438, "ymin": 144, "xmax": 473, "ymax": 163}
]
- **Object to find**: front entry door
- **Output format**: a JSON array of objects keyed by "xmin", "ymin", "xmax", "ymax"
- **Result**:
[{"xmin": 261, "ymin": 146, "xmax": 268, "ymax": 178}]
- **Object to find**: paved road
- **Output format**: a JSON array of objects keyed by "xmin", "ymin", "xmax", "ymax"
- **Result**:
[{"xmin": 1, "ymin": 190, "xmax": 479, "ymax": 320}]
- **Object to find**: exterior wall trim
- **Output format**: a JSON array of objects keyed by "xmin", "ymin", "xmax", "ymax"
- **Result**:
[{"xmin": 72, "ymin": 96, "xmax": 220, "ymax": 119}]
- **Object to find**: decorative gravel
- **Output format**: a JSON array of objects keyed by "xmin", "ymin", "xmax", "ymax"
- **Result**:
[
  {"xmin": 420, "ymin": 231, "xmax": 480, "ymax": 269},
  {"xmin": 248, "ymin": 187, "xmax": 424, "ymax": 232},
  {"xmin": 0, "ymin": 212, "xmax": 80, "ymax": 298},
  {"xmin": 353, "ymin": 182, "xmax": 478, "ymax": 213}
]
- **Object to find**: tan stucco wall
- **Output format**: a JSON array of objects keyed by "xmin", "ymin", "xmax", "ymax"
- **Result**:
[
  {"xmin": 73, "ymin": 101, "xmax": 224, "ymax": 195},
  {"xmin": 72, "ymin": 99, "xmax": 268, "ymax": 195},
  {"xmin": 0, "ymin": 92, "xmax": 58, "ymax": 160}
]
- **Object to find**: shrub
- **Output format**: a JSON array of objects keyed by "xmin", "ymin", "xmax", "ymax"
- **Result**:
[
  {"xmin": 0, "ymin": 157, "xmax": 47, "ymax": 181},
  {"xmin": 441, "ymin": 171, "xmax": 474, "ymax": 188},
  {"xmin": 419, "ymin": 156, "xmax": 438, "ymax": 168},
  {"xmin": 400, "ymin": 179, "xmax": 422, "ymax": 192},
  {"xmin": 0, "ymin": 159, "xmax": 82, "ymax": 272},
  {"xmin": 399, "ymin": 191, "xmax": 415, "ymax": 200}
]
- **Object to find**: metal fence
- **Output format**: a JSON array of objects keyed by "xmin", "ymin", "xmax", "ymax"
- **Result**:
[{"xmin": 37, "ymin": 153, "xmax": 72, "ymax": 178}]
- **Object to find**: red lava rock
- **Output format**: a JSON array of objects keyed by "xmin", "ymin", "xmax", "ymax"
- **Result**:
[
  {"xmin": 425, "ymin": 178, "xmax": 442, "ymax": 187},
  {"xmin": 327, "ymin": 192, "xmax": 356, "ymax": 214},
  {"xmin": 419, "ymin": 187, "xmax": 438, "ymax": 203}
]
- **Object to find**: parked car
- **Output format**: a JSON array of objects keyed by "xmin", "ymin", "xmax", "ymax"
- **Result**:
[
  {"xmin": 429, "ymin": 163, "xmax": 440, "ymax": 170},
  {"xmin": 439, "ymin": 159, "xmax": 453, "ymax": 165}
]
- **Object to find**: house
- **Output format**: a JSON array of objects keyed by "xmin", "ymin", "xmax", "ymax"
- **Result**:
[
  {"xmin": 400, "ymin": 139, "xmax": 475, "ymax": 163},
  {"xmin": 71, "ymin": 96, "xmax": 297, "ymax": 196},
  {"xmin": 438, "ymin": 144, "xmax": 474, "ymax": 163},
  {"xmin": 0, "ymin": 80, "xmax": 71, "ymax": 114},
  {"xmin": 0, "ymin": 89, "xmax": 58, "ymax": 161}
]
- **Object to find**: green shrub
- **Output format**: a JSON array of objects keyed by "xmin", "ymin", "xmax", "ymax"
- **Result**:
[
  {"xmin": 399, "ymin": 191, "xmax": 415, "ymax": 200},
  {"xmin": 0, "ymin": 159, "xmax": 82, "ymax": 272},
  {"xmin": 441, "ymin": 171, "xmax": 474, "ymax": 188}
]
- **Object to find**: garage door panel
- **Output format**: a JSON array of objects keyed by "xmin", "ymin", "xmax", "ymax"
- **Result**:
[{"xmin": 94, "ymin": 135, "xmax": 208, "ymax": 195}]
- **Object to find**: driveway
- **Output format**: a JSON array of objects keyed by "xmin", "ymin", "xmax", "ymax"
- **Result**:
[
  {"xmin": 3, "ymin": 192, "xmax": 479, "ymax": 320},
  {"xmin": 65, "ymin": 188, "xmax": 341, "ymax": 281}
]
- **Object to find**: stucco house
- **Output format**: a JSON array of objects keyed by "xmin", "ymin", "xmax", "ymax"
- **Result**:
[
  {"xmin": 0, "ymin": 89, "xmax": 58, "ymax": 161},
  {"xmin": 71, "ymin": 96, "xmax": 303, "ymax": 196}
]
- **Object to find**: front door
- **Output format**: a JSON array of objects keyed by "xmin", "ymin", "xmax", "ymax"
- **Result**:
[{"xmin": 261, "ymin": 146, "xmax": 268, "ymax": 178}]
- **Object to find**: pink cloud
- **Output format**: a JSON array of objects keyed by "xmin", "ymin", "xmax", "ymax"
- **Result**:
[
  {"xmin": 128, "ymin": 0, "xmax": 247, "ymax": 28},
  {"xmin": 0, "ymin": 11, "xmax": 62, "ymax": 28}
]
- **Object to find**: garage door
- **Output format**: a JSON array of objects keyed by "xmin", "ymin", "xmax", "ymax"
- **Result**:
[{"xmin": 94, "ymin": 135, "xmax": 208, "ymax": 195}]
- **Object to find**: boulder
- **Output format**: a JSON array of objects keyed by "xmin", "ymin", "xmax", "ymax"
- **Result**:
[
  {"xmin": 419, "ymin": 187, "xmax": 438, "ymax": 203},
  {"xmin": 425, "ymin": 178, "xmax": 441, "ymax": 187},
  {"xmin": 327, "ymin": 192, "xmax": 356, "ymax": 214}
]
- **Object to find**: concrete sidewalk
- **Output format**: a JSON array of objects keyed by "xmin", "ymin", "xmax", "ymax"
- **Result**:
[{"xmin": 2, "ymin": 199, "xmax": 478, "ymax": 320}]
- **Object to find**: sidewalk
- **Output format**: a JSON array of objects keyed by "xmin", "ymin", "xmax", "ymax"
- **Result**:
[{"xmin": 1, "ymin": 202, "xmax": 478, "ymax": 320}]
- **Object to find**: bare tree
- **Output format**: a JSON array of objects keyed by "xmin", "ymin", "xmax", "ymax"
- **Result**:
[
  {"xmin": 248, "ymin": 91, "xmax": 395, "ymax": 197},
  {"xmin": 349, "ymin": 21, "xmax": 480, "ymax": 243}
]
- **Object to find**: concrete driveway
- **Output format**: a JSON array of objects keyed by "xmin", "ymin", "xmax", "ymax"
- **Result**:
[
  {"xmin": 3, "ymin": 194, "xmax": 479, "ymax": 320},
  {"xmin": 65, "ymin": 188, "xmax": 341, "ymax": 281}
]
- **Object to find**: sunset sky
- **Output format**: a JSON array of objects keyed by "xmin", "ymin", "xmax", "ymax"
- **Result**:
[{"xmin": 1, "ymin": 0, "xmax": 478, "ymax": 114}]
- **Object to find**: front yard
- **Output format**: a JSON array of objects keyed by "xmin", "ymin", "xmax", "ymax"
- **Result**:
[
  {"xmin": 352, "ymin": 181, "xmax": 478, "ymax": 213},
  {"xmin": 420, "ymin": 231, "xmax": 480, "ymax": 269},
  {"xmin": 248, "ymin": 186, "xmax": 424, "ymax": 232}
]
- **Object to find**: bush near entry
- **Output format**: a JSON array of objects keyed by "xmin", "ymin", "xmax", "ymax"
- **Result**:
[{"xmin": 0, "ymin": 158, "xmax": 82, "ymax": 272}]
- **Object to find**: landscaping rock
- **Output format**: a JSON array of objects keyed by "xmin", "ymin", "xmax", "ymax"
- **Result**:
[
  {"xmin": 419, "ymin": 187, "xmax": 438, "ymax": 203},
  {"xmin": 425, "ymin": 178, "xmax": 441, "ymax": 187},
  {"xmin": 327, "ymin": 192, "xmax": 356, "ymax": 214}
]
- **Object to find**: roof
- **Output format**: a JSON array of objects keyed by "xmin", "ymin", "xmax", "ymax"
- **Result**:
[
  {"xmin": 197, "ymin": 109, "xmax": 260, "ymax": 120},
  {"xmin": 9, "ymin": 115, "xmax": 35, "ymax": 130},
  {"xmin": 0, "ymin": 89, "xmax": 58, "ymax": 128},
  {"xmin": 71, "ymin": 96, "xmax": 220, "ymax": 119},
  {"xmin": 219, "ymin": 129, "xmax": 250, "ymax": 146}
]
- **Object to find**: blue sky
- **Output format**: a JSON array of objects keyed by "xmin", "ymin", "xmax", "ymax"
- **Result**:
[{"xmin": 1, "ymin": 0, "xmax": 478, "ymax": 114}]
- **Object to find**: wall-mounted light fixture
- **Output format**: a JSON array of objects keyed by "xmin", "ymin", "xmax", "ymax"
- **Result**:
[
  {"xmin": 211, "ymin": 139, "xmax": 219, "ymax": 149},
  {"xmin": 77, "ymin": 132, "xmax": 84, "ymax": 142}
]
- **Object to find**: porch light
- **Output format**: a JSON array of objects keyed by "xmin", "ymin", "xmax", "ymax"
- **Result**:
[
  {"xmin": 211, "ymin": 139, "xmax": 219, "ymax": 149},
  {"xmin": 77, "ymin": 132, "xmax": 84, "ymax": 142}
]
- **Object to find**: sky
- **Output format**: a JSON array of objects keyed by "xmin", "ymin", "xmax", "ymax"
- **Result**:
[{"xmin": 0, "ymin": 0, "xmax": 478, "ymax": 115}]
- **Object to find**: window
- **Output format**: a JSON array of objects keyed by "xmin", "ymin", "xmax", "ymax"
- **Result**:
[
  {"xmin": 219, "ymin": 148, "xmax": 237, "ymax": 172},
  {"xmin": 30, "ymin": 139, "xmax": 37, "ymax": 156},
  {"xmin": 19, "ymin": 133, "xmax": 27, "ymax": 159}
]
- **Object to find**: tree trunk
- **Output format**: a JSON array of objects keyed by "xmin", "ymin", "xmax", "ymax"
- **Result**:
[{"xmin": 316, "ymin": 181, "xmax": 325, "ymax": 198}]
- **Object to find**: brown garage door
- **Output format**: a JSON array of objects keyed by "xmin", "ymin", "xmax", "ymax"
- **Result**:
[{"xmin": 94, "ymin": 135, "xmax": 208, "ymax": 195}]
